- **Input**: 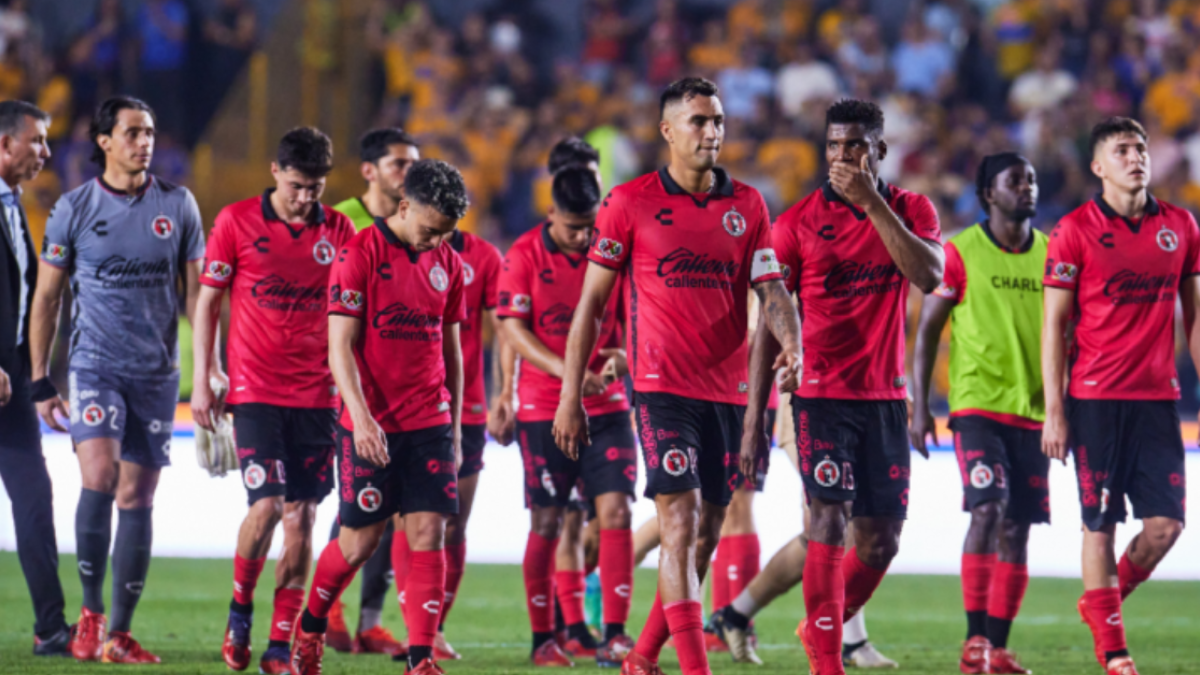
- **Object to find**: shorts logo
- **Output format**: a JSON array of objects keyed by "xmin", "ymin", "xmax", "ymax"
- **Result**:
[
  {"xmin": 45, "ymin": 242, "xmax": 68, "ymax": 262},
  {"xmin": 463, "ymin": 262, "xmax": 475, "ymax": 285},
  {"xmin": 340, "ymin": 289, "xmax": 363, "ymax": 310},
  {"xmin": 512, "ymin": 294, "xmax": 532, "ymax": 314},
  {"xmin": 541, "ymin": 470, "xmax": 557, "ymax": 497},
  {"xmin": 243, "ymin": 463, "xmax": 267, "ymax": 490},
  {"xmin": 82, "ymin": 402, "xmax": 105, "ymax": 426},
  {"xmin": 596, "ymin": 238, "xmax": 623, "ymax": 260},
  {"xmin": 313, "ymin": 238, "xmax": 335, "ymax": 265},
  {"xmin": 1100, "ymin": 487, "xmax": 1111, "ymax": 514},
  {"xmin": 151, "ymin": 215, "xmax": 174, "ymax": 239},
  {"xmin": 429, "ymin": 263, "xmax": 449, "ymax": 291},
  {"xmin": 722, "ymin": 206, "xmax": 746, "ymax": 237},
  {"xmin": 358, "ymin": 486, "xmax": 383, "ymax": 512},
  {"xmin": 663, "ymin": 448, "xmax": 689, "ymax": 476},
  {"xmin": 814, "ymin": 458, "xmax": 840, "ymax": 487},
  {"xmin": 970, "ymin": 463, "xmax": 994, "ymax": 489},
  {"xmin": 1157, "ymin": 226, "xmax": 1178, "ymax": 252},
  {"xmin": 1052, "ymin": 262, "xmax": 1077, "ymax": 283},
  {"xmin": 207, "ymin": 260, "xmax": 232, "ymax": 281}
]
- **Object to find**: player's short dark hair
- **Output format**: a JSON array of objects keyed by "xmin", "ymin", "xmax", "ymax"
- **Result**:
[
  {"xmin": 825, "ymin": 98, "xmax": 885, "ymax": 138},
  {"xmin": 359, "ymin": 127, "xmax": 418, "ymax": 164},
  {"xmin": 277, "ymin": 127, "xmax": 334, "ymax": 177},
  {"xmin": 659, "ymin": 77, "xmax": 719, "ymax": 119},
  {"xmin": 551, "ymin": 165, "xmax": 601, "ymax": 215},
  {"xmin": 404, "ymin": 159, "xmax": 470, "ymax": 221},
  {"xmin": 0, "ymin": 100, "xmax": 49, "ymax": 138},
  {"xmin": 90, "ymin": 95, "xmax": 155, "ymax": 168},
  {"xmin": 548, "ymin": 137, "xmax": 599, "ymax": 174},
  {"xmin": 1089, "ymin": 116, "xmax": 1147, "ymax": 156}
]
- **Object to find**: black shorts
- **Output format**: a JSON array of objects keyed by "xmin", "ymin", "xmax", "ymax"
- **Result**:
[
  {"xmin": 635, "ymin": 392, "xmax": 743, "ymax": 507},
  {"xmin": 1067, "ymin": 398, "xmax": 1186, "ymax": 531},
  {"xmin": 950, "ymin": 415, "xmax": 1049, "ymax": 524},
  {"xmin": 459, "ymin": 424, "xmax": 486, "ymax": 479},
  {"xmin": 336, "ymin": 423, "xmax": 459, "ymax": 528},
  {"xmin": 518, "ymin": 411, "xmax": 638, "ymax": 509},
  {"xmin": 792, "ymin": 397, "xmax": 910, "ymax": 519},
  {"xmin": 231, "ymin": 403, "xmax": 337, "ymax": 506}
]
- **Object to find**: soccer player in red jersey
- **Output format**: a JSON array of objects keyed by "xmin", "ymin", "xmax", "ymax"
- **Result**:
[
  {"xmin": 192, "ymin": 128, "xmax": 355, "ymax": 674},
  {"xmin": 740, "ymin": 99, "xmax": 944, "ymax": 675},
  {"xmin": 499, "ymin": 166, "xmax": 637, "ymax": 667},
  {"xmin": 553, "ymin": 77, "xmax": 802, "ymax": 675},
  {"xmin": 1042, "ymin": 117, "xmax": 1196, "ymax": 675},
  {"xmin": 289, "ymin": 159, "xmax": 469, "ymax": 675}
]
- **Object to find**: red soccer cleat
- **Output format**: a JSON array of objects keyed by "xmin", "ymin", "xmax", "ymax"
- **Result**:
[
  {"xmin": 703, "ymin": 629, "xmax": 729, "ymax": 653},
  {"xmin": 987, "ymin": 647, "xmax": 1030, "ymax": 674},
  {"xmin": 222, "ymin": 609, "xmax": 254, "ymax": 671},
  {"xmin": 1106, "ymin": 656, "xmax": 1140, "ymax": 675},
  {"xmin": 353, "ymin": 625, "xmax": 406, "ymax": 656},
  {"xmin": 1077, "ymin": 596, "xmax": 1105, "ymax": 666},
  {"xmin": 406, "ymin": 656, "xmax": 447, "ymax": 675},
  {"xmin": 596, "ymin": 634, "xmax": 634, "ymax": 668},
  {"xmin": 620, "ymin": 649, "xmax": 664, "ymax": 675},
  {"xmin": 960, "ymin": 635, "xmax": 990, "ymax": 674},
  {"xmin": 289, "ymin": 627, "xmax": 325, "ymax": 675},
  {"xmin": 102, "ymin": 632, "xmax": 162, "ymax": 664},
  {"xmin": 797, "ymin": 618, "xmax": 843, "ymax": 675},
  {"xmin": 532, "ymin": 638, "xmax": 575, "ymax": 667},
  {"xmin": 433, "ymin": 632, "xmax": 462, "ymax": 660},
  {"xmin": 71, "ymin": 608, "xmax": 106, "ymax": 662},
  {"xmin": 562, "ymin": 637, "xmax": 597, "ymax": 659},
  {"xmin": 258, "ymin": 645, "xmax": 292, "ymax": 674},
  {"xmin": 326, "ymin": 601, "xmax": 353, "ymax": 654}
]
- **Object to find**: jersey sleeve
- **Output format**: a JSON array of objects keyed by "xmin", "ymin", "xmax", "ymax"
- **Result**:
[
  {"xmin": 200, "ymin": 208, "xmax": 238, "ymax": 288},
  {"xmin": 497, "ymin": 245, "xmax": 533, "ymax": 320},
  {"xmin": 932, "ymin": 240, "xmax": 965, "ymax": 303},
  {"xmin": 772, "ymin": 215, "xmax": 802, "ymax": 294},
  {"xmin": 180, "ymin": 189, "xmax": 206, "ymax": 261},
  {"xmin": 904, "ymin": 192, "xmax": 942, "ymax": 243},
  {"xmin": 41, "ymin": 195, "xmax": 75, "ymax": 268},
  {"xmin": 444, "ymin": 253, "xmax": 467, "ymax": 324},
  {"xmin": 328, "ymin": 243, "xmax": 371, "ymax": 319},
  {"xmin": 587, "ymin": 189, "xmax": 633, "ymax": 270},
  {"xmin": 480, "ymin": 242, "xmax": 502, "ymax": 310},
  {"xmin": 747, "ymin": 192, "xmax": 783, "ymax": 284},
  {"xmin": 1044, "ymin": 219, "xmax": 1083, "ymax": 289},
  {"xmin": 1182, "ymin": 211, "xmax": 1200, "ymax": 277}
]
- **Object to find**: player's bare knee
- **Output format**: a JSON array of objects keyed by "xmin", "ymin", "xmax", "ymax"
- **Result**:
[
  {"xmin": 808, "ymin": 499, "xmax": 847, "ymax": 545},
  {"xmin": 1142, "ymin": 518, "xmax": 1183, "ymax": 555},
  {"xmin": 444, "ymin": 516, "xmax": 467, "ymax": 545},
  {"xmin": 340, "ymin": 524, "xmax": 387, "ymax": 566},
  {"xmin": 530, "ymin": 507, "xmax": 564, "ymax": 540},
  {"xmin": 248, "ymin": 496, "xmax": 285, "ymax": 531},
  {"xmin": 282, "ymin": 501, "xmax": 318, "ymax": 533},
  {"xmin": 595, "ymin": 493, "xmax": 632, "ymax": 530},
  {"xmin": 407, "ymin": 515, "xmax": 447, "ymax": 552},
  {"xmin": 657, "ymin": 495, "xmax": 701, "ymax": 552},
  {"xmin": 969, "ymin": 500, "xmax": 1005, "ymax": 533}
]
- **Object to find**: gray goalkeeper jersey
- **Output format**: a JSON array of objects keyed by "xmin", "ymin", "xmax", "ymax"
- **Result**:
[{"xmin": 42, "ymin": 176, "xmax": 205, "ymax": 376}]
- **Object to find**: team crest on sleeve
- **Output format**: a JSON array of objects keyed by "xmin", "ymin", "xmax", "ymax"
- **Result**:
[
  {"xmin": 151, "ymin": 215, "xmax": 175, "ymax": 239},
  {"xmin": 243, "ymin": 462, "xmax": 267, "ymax": 490},
  {"xmin": 750, "ymin": 249, "xmax": 781, "ymax": 279},
  {"xmin": 358, "ymin": 486, "xmax": 383, "ymax": 512},
  {"xmin": 1051, "ymin": 262, "xmax": 1077, "ymax": 283},
  {"xmin": 814, "ymin": 458, "xmax": 840, "ymax": 487},
  {"xmin": 429, "ymin": 263, "xmax": 449, "ymax": 291},
  {"xmin": 340, "ymin": 289, "xmax": 363, "ymax": 311},
  {"xmin": 970, "ymin": 463, "xmax": 994, "ymax": 489},
  {"xmin": 512, "ymin": 294, "xmax": 532, "ymax": 314},
  {"xmin": 207, "ymin": 260, "xmax": 233, "ymax": 281},
  {"xmin": 1157, "ymin": 226, "xmax": 1179, "ymax": 252},
  {"xmin": 596, "ymin": 238, "xmax": 623, "ymax": 260},
  {"xmin": 463, "ymin": 262, "xmax": 475, "ymax": 285},
  {"xmin": 82, "ymin": 402, "xmax": 105, "ymax": 427},
  {"xmin": 44, "ymin": 242, "xmax": 68, "ymax": 262},
  {"xmin": 313, "ymin": 238, "xmax": 336, "ymax": 265},
  {"xmin": 722, "ymin": 207, "xmax": 746, "ymax": 237},
  {"xmin": 933, "ymin": 283, "xmax": 956, "ymax": 298}
]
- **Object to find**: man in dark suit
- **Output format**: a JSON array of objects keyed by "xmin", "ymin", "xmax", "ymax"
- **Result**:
[{"xmin": 0, "ymin": 99, "xmax": 69, "ymax": 655}]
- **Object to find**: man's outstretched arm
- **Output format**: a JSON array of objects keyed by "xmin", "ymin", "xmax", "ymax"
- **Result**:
[{"xmin": 552, "ymin": 262, "xmax": 619, "ymax": 458}]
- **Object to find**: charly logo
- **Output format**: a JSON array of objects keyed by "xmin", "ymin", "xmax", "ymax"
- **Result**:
[
  {"xmin": 429, "ymin": 263, "xmax": 449, "ymax": 291},
  {"xmin": 207, "ymin": 260, "xmax": 232, "ymax": 281},
  {"xmin": 1157, "ymin": 226, "xmax": 1178, "ymax": 252},
  {"xmin": 313, "ymin": 238, "xmax": 335, "ymax": 264},
  {"xmin": 151, "ymin": 215, "xmax": 174, "ymax": 239},
  {"xmin": 722, "ymin": 206, "xmax": 746, "ymax": 237},
  {"xmin": 463, "ymin": 262, "xmax": 475, "ymax": 285}
]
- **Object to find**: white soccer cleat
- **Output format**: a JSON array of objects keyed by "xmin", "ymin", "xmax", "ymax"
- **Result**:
[
  {"xmin": 711, "ymin": 610, "xmax": 762, "ymax": 665},
  {"xmin": 844, "ymin": 642, "xmax": 899, "ymax": 669}
]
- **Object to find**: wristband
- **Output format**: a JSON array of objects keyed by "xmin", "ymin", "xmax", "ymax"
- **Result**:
[{"xmin": 29, "ymin": 377, "xmax": 59, "ymax": 403}]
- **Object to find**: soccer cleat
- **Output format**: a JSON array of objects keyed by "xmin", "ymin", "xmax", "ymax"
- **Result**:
[
  {"xmin": 406, "ymin": 656, "xmax": 447, "ymax": 675},
  {"xmin": 1106, "ymin": 656, "xmax": 1139, "ymax": 675},
  {"xmin": 703, "ymin": 629, "xmax": 729, "ymax": 653},
  {"xmin": 844, "ymin": 641, "xmax": 899, "ymax": 669},
  {"xmin": 102, "ymin": 632, "xmax": 162, "ymax": 664},
  {"xmin": 711, "ymin": 608, "xmax": 761, "ymax": 665},
  {"xmin": 798, "ymin": 619, "xmax": 818, "ymax": 675},
  {"xmin": 1077, "ymin": 596, "xmax": 1105, "ymax": 666},
  {"xmin": 960, "ymin": 635, "xmax": 990, "ymax": 674},
  {"xmin": 596, "ymin": 634, "xmax": 634, "ymax": 668},
  {"xmin": 563, "ymin": 637, "xmax": 598, "ymax": 659},
  {"xmin": 223, "ymin": 608, "xmax": 254, "ymax": 671},
  {"xmin": 325, "ymin": 600, "xmax": 353, "ymax": 653},
  {"xmin": 620, "ymin": 649, "xmax": 664, "ymax": 675},
  {"xmin": 289, "ymin": 628, "xmax": 325, "ymax": 675},
  {"xmin": 987, "ymin": 647, "xmax": 1030, "ymax": 674},
  {"xmin": 33, "ymin": 626, "xmax": 72, "ymax": 656},
  {"xmin": 71, "ymin": 608, "xmax": 106, "ymax": 661},
  {"xmin": 259, "ymin": 644, "xmax": 292, "ymax": 674},
  {"xmin": 532, "ymin": 638, "xmax": 575, "ymax": 666},
  {"xmin": 433, "ymin": 632, "xmax": 462, "ymax": 660},
  {"xmin": 353, "ymin": 625, "xmax": 405, "ymax": 656}
]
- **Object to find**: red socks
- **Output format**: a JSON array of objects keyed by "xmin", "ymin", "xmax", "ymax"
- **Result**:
[
  {"xmin": 842, "ymin": 546, "xmax": 888, "ymax": 622},
  {"xmin": 988, "ymin": 562, "xmax": 1028, "ymax": 621},
  {"xmin": 1117, "ymin": 553, "xmax": 1151, "ymax": 601},
  {"xmin": 711, "ymin": 540, "xmax": 730, "ymax": 611},
  {"xmin": 441, "ymin": 542, "xmax": 467, "ymax": 625},
  {"xmin": 633, "ymin": 592, "xmax": 671, "ymax": 661},
  {"xmin": 523, "ymin": 532, "xmax": 557, "ymax": 633},
  {"xmin": 600, "ymin": 528, "xmax": 634, "ymax": 625},
  {"xmin": 269, "ymin": 587, "xmax": 304, "ymax": 642},
  {"xmin": 664, "ymin": 600, "xmax": 710, "ymax": 675},
  {"xmin": 232, "ymin": 554, "xmax": 265, "ymax": 606},
  {"xmin": 802, "ymin": 541, "xmax": 845, "ymax": 673},
  {"xmin": 404, "ymin": 550, "xmax": 446, "ymax": 649},
  {"xmin": 306, "ymin": 540, "xmax": 360, "ymax": 619},
  {"xmin": 392, "ymin": 532, "xmax": 411, "ymax": 614},
  {"xmin": 724, "ymin": 534, "xmax": 760, "ymax": 604},
  {"xmin": 1083, "ymin": 588, "xmax": 1126, "ymax": 656},
  {"xmin": 961, "ymin": 553, "xmax": 995, "ymax": 614},
  {"xmin": 556, "ymin": 570, "xmax": 587, "ymax": 626}
]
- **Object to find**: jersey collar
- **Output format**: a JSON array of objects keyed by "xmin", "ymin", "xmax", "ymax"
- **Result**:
[
  {"xmin": 374, "ymin": 217, "xmax": 421, "ymax": 263},
  {"xmin": 656, "ymin": 166, "xmax": 734, "ymax": 208},
  {"xmin": 448, "ymin": 229, "xmax": 465, "ymax": 252},
  {"xmin": 97, "ymin": 175, "xmax": 153, "ymax": 201},
  {"xmin": 541, "ymin": 222, "xmax": 585, "ymax": 267},
  {"xmin": 1092, "ymin": 192, "xmax": 1160, "ymax": 234},
  {"xmin": 980, "ymin": 219, "xmax": 1035, "ymax": 254},
  {"xmin": 820, "ymin": 179, "xmax": 892, "ymax": 221},
  {"xmin": 261, "ymin": 188, "xmax": 328, "ymax": 228}
]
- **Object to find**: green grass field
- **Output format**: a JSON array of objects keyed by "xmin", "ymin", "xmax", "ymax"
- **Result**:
[{"xmin": 1, "ymin": 552, "xmax": 1197, "ymax": 674}]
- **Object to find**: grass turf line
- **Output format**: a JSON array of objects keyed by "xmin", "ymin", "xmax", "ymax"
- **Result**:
[{"xmin": 1, "ymin": 553, "xmax": 1197, "ymax": 673}]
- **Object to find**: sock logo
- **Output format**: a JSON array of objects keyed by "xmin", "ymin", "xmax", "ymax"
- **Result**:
[
  {"xmin": 422, "ymin": 599, "xmax": 441, "ymax": 615},
  {"xmin": 317, "ymin": 587, "xmax": 332, "ymax": 601},
  {"xmin": 125, "ymin": 581, "xmax": 144, "ymax": 595},
  {"xmin": 277, "ymin": 620, "xmax": 292, "ymax": 633},
  {"xmin": 531, "ymin": 594, "xmax": 548, "ymax": 608},
  {"xmin": 233, "ymin": 581, "xmax": 244, "ymax": 593},
  {"xmin": 615, "ymin": 584, "xmax": 631, "ymax": 598},
  {"xmin": 399, "ymin": 590, "xmax": 406, "ymax": 605},
  {"xmin": 727, "ymin": 565, "xmax": 739, "ymax": 581},
  {"xmin": 815, "ymin": 616, "xmax": 834, "ymax": 631},
  {"xmin": 1106, "ymin": 612, "xmax": 1122, "ymax": 626},
  {"xmin": 79, "ymin": 560, "xmax": 93, "ymax": 576}
]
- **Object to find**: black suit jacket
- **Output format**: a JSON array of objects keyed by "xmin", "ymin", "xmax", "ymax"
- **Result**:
[{"xmin": 0, "ymin": 196, "xmax": 37, "ymax": 375}]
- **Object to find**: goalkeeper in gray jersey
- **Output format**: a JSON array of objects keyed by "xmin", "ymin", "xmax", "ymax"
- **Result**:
[{"xmin": 28, "ymin": 96, "xmax": 220, "ymax": 664}]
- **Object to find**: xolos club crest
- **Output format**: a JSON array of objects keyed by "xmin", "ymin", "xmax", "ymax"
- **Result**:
[{"xmin": 151, "ymin": 215, "xmax": 174, "ymax": 239}]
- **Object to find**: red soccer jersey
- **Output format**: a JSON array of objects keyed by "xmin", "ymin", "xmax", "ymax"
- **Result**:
[
  {"xmin": 1044, "ymin": 194, "xmax": 1200, "ymax": 400},
  {"xmin": 448, "ymin": 230, "xmax": 501, "ymax": 425},
  {"xmin": 775, "ymin": 181, "xmax": 942, "ymax": 400},
  {"xmin": 587, "ymin": 168, "xmax": 782, "ymax": 405},
  {"xmin": 328, "ymin": 220, "xmax": 466, "ymax": 432},
  {"xmin": 201, "ymin": 192, "xmax": 355, "ymax": 408},
  {"xmin": 498, "ymin": 223, "xmax": 629, "ymax": 422}
]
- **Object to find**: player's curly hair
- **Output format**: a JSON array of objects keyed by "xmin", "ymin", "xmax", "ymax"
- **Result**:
[
  {"xmin": 551, "ymin": 165, "xmax": 601, "ymax": 215},
  {"xmin": 359, "ymin": 127, "xmax": 418, "ymax": 164},
  {"xmin": 548, "ymin": 137, "xmax": 600, "ymax": 175},
  {"xmin": 825, "ymin": 98, "xmax": 885, "ymax": 137},
  {"xmin": 278, "ymin": 127, "xmax": 334, "ymax": 177},
  {"xmin": 404, "ymin": 159, "xmax": 470, "ymax": 221},
  {"xmin": 659, "ymin": 77, "xmax": 719, "ymax": 118},
  {"xmin": 1089, "ymin": 116, "xmax": 1147, "ymax": 156},
  {"xmin": 90, "ymin": 95, "xmax": 155, "ymax": 168}
]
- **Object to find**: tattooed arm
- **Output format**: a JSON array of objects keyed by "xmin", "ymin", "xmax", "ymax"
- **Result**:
[{"xmin": 741, "ymin": 280, "xmax": 802, "ymax": 481}]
